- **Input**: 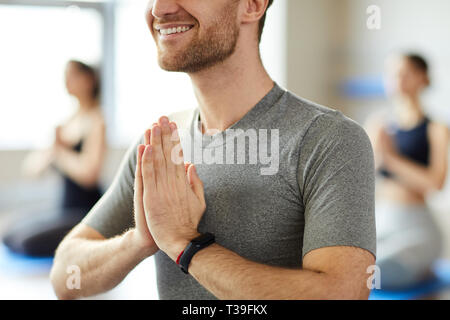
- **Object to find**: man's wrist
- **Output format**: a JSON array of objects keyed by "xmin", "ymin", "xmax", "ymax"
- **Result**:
[
  {"xmin": 167, "ymin": 232, "xmax": 201, "ymax": 262},
  {"xmin": 127, "ymin": 229, "xmax": 157, "ymax": 260}
]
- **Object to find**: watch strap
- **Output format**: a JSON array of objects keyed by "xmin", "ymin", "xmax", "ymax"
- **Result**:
[{"xmin": 178, "ymin": 233, "xmax": 215, "ymax": 274}]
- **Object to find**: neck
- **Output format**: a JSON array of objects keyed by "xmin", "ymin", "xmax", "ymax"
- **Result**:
[
  {"xmin": 393, "ymin": 94, "xmax": 424, "ymax": 127},
  {"xmin": 77, "ymin": 95, "xmax": 97, "ymax": 113},
  {"xmin": 189, "ymin": 42, "xmax": 274, "ymax": 133}
]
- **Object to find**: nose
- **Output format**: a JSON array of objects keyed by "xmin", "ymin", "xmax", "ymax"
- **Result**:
[{"xmin": 151, "ymin": 0, "xmax": 180, "ymax": 19}]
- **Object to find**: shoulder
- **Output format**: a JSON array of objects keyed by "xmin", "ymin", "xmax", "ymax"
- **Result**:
[
  {"xmin": 281, "ymin": 90, "xmax": 341, "ymax": 124},
  {"xmin": 428, "ymin": 119, "xmax": 448, "ymax": 132},
  {"xmin": 60, "ymin": 112, "xmax": 77, "ymax": 128},
  {"xmin": 428, "ymin": 119, "xmax": 449, "ymax": 141},
  {"xmin": 86, "ymin": 108, "xmax": 106, "ymax": 131},
  {"xmin": 280, "ymin": 93, "xmax": 375, "ymax": 186},
  {"xmin": 282, "ymin": 91, "xmax": 370, "ymax": 148}
]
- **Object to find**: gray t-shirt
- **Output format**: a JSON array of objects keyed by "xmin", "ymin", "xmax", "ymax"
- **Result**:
[{"xmin": 82, "ymin": 83, "xmax": 376, "ymax": 300}]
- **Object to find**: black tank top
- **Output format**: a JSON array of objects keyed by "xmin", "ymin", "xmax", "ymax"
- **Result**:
[
  {"xmin": 379, "ymin": 118, "xmax": 430, "ymax": 178},
  {"xmin": 61, "ymin": 139, "xmax": 103, "ymax": 211}
]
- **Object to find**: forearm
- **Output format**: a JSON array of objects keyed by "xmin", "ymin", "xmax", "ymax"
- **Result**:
[
  {"xmin": 174, "ymin": 243, "xmax": 356, "ymax": 300},
  {"xmin": 21, "ymin": 149, "xmax": 55, "ymax": 178},
  {"xmin": 384, "ymin": 153, "xmax": 440, "ymax": 193},
  {"xmin": 51, "ymin": 229, "xmax": 154, "ymax": 300},
  {"xmin": 53, "ymin": 147, "xmax": 100, "ymax": 187}
]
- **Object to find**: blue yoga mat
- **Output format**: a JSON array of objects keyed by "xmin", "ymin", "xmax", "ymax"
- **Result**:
[
  {"xmin": 0, "ymin": 244, "xmax": 53, "ymax": 275},
  {"xmin": 370, "ymin": 260, "xmax": 450, "ymax": 300}
]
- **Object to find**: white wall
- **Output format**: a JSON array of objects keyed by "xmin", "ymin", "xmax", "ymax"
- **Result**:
[
  {"xmin": 342, "ymin": 0, "xmax": 450, "ymax": 123},
  {"xmin": 340, "ymin": 0, "xmax": 450, "ymax": 221},
  {"xmin": 285, "ymin": 0, "xmax": 341, "ymax": 106},
  {"xmin": 282, "ymin": 0, "xmax": 450, "ymax": 219}
]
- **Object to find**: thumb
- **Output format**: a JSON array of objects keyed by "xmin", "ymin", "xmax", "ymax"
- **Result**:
[
  {"xmin": 134, "ymin": 145, "xmax": 145, "ymax": 205},
  {"xmin": 187, "ymin": 164, "xmax": 205, "ymax": 204}
]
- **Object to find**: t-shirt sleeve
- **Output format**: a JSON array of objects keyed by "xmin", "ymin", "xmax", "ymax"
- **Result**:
[
  {"xmin": 81, "ymin": 134, "xmax": 145, "ymax": 238},
  {"xmin": 298, "ymin": 112, "xmax": 376, "ymax": 258}
]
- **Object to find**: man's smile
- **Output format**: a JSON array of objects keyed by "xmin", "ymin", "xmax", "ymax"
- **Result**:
[{"xmin": 154, "ymin": 24, "xmax": 195, "ymax": 40}]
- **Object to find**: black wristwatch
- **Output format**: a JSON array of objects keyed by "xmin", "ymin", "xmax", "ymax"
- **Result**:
[{"xmin": 178, "ymin": 233, "xmax": 215, "ymax": 274}]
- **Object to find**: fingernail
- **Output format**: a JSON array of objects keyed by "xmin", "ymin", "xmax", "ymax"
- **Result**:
[
  {"xmin": 172, "ymin": 129, "xmax": 179, "ymax": 140},
  {"xmin": 154, "ymin": 126, "xmax": 161, "ymax": 136},
  {"xmin": 161, "ymin": 117, "xmax": 169, "ymax": 125}
]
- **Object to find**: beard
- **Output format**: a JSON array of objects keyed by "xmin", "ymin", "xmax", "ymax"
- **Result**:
[{"xmin": 156, "ymin": 3, "xmax": 240, "ymax": 73}]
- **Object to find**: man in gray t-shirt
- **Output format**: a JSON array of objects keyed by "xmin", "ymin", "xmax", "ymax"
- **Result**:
[{"xmin": 51, "ymin": 0, "xmax": 376, "ymax": 300}]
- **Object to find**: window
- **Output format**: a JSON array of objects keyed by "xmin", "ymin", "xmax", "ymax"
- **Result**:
[
  {"xmin": 0, "ymin": 3, "xmax": 103, "ymax": 149},
  {"xmin": 0, "ymin": 0, "xmax": 287, "ymax": 149},
  {"xmin": 113, "ymin": 0, "xmax": 287, "ymax": 146}
]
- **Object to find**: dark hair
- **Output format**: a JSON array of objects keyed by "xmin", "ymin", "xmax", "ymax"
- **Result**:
[
  {"xmin": 405, "ymin": 53, "xmax": 429, "ymax": 74},
  {"xmin": 258, "ymin": 0, "xmax": 274, "ymax": 43},
  {"xmin": 404, "ymin": 53, "xmax": 430, "ymax": 87},
  {"xmin": 68, "ymin": 60, "xmax": 101, "ymax": 100}
]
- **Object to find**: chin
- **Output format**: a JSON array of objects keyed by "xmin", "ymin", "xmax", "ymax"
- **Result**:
[
  {"xmin": 158, "ymin": 57, "xmax": 183, "ymax": 72},
  {"xmin": 157, "ymin": 50, "xmax": 194, "ymax": 73},
  {"xmin": 399, "ymin": 89, "xmax": 413, "ymax": 97}
]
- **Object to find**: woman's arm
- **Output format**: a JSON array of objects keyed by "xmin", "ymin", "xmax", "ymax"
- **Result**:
[
  {"xmin": 21, "ymin": 148, "xmax": 56, "ymax": 179},
  {"xmin": 383, "ymin": 121, "xmax": 449, "ymax": 194},
  {"xmin": 53, "ymin": 115, "xmax": 106, "ymax": 188},
  {"xmin": 364, "ymin": 113, "xmax": 386, "ymax": 171}
]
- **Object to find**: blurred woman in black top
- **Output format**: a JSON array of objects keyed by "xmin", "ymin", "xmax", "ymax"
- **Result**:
[
  {"xmin": 3, "ymin": 60, "xmax": 106, "ymax": 257},
  {"xmin": 366, "ymin": 53, "xmax": 449, "ymax": 290}
]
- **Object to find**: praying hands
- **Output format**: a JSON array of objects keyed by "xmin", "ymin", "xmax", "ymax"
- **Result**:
[{"xmin": 133, "ymin": 116, "xmax": 206, "ymax": 262}]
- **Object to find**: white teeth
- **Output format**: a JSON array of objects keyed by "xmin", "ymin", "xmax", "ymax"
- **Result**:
[{"xmin": 159, "ymin": 26, "xmax": 192, "ymax": 36}]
